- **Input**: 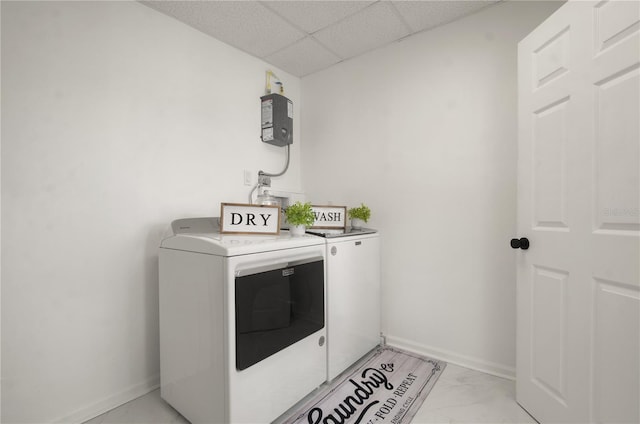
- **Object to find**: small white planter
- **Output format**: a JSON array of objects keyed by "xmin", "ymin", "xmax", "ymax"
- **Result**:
[
  {"xmin": 351, "ymin": 218, "xmax": 365, "ymax": 229},
  {"xmin": 289, "ymin": 224, "xmax": 306, "ymax": 236}
]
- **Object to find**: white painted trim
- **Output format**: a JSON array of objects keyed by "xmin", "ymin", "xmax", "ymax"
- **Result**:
[
  {"xmin": 385, "ymin": 335, "xmax": 516, "ymax": 381},
  {"xmin": 53, "ymin": 373, "xmax": 160, "ymax": 424}
]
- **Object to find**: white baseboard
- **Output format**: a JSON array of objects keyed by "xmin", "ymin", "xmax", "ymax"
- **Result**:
[
  {"xmin": 385, "ymin": 335, "xmax": 516, "ymax": 381},
  {"xmin": 53, "ymin": 373, "xmax": 160, "ymax": 424}
]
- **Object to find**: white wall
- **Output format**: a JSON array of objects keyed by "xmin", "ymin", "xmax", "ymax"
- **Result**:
[
  {"xmin": 1, "ymin": 2, "xmax": 301, "ymax": 422},
  {"xmin": 301, "ymin": 1, "xmax": 563, "ymax": 377}
]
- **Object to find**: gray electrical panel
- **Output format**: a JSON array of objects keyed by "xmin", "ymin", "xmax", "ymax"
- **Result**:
[{"xmin": 261, "ymin": 93, "xmax": 293, "ymax": 146}]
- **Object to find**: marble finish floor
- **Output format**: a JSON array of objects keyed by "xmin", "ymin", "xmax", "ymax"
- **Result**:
[{"xmin": 84, "ymin": 364, "xmax": 537, "ymax": 424}]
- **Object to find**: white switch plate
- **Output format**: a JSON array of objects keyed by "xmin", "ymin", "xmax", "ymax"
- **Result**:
[{"xmin": 243, "ymin": 169, "xmax": 252, "ymax": 186}]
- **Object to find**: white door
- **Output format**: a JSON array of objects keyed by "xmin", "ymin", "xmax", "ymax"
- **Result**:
[{"xmin": 516, "ymin": 1, "xmax": 639, "ymax": 423}]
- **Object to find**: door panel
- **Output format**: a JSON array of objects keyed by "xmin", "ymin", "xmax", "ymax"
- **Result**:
[
  {"xmin": 533, "ymin": 98, "xmax": 570, "ymax": 230},
  {"xmin": 593, "ymin": 279, "xmax": 639, "ymax": 423},
  {"xmin": 594, "ymin": 0, "xmax": 639, "ymax": 54},
  {"xmin": 594, "ymin": 67, "xmax": 639, "ymax": 232},
  {"xmin": 517, "ymin": 1, "xmax": 639, "ymax": 422},
  {"xmin": 532, "ymin": 26, "xmax": 570, "ymax": 89},
  {"xmin": 531, "ymin": 266, "xmax": 568, "ymax": 404}
]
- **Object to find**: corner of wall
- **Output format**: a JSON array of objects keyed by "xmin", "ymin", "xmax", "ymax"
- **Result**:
[
  {"xmin": 385, "ymin": 335, "xmax": 516, "ymax": 380},
  {"xmin": 53, "ymin": 374, "xmax": 160, "ymax": 423}
]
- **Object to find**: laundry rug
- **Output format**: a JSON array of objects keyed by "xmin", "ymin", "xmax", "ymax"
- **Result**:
[{"xmin": 279, "ymin": 347, "xmax": 446, "ymax": 424}]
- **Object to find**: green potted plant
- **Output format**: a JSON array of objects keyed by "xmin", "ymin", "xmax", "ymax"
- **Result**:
[
  {"xmin": 348, "ymin": 203, "xmax": 371, "ymax": 229},
  {"xmin": 285, "ymin": 201, "xmax": 315, "ymax": 236}
]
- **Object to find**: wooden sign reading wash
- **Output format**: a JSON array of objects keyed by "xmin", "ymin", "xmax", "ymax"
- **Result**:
[
  {"xmin": 220, "ymin": 203, "xmax": 281, "ymax": 235},
  {"xmin": 310, "ymin": 205, "xmax": 347, "ymax": 229}
]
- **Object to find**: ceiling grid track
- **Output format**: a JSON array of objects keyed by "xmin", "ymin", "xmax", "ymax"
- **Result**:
[{"xmin": 140, "ymin": 0, "xmax": 500, "ymax": 77}]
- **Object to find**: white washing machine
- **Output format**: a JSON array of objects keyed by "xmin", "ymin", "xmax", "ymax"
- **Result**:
[
  {"xmin": 307, "ymin": 228, "xmax": 381, "ymax": 381},
  {"xmin": 159, "ymin": 218, "xmax": 327, "ymax": 424}
]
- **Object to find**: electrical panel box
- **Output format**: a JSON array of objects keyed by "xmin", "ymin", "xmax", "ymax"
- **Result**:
[{"xmin": 261, "ymin": 93, "xmax": 293, "ymax": 146}]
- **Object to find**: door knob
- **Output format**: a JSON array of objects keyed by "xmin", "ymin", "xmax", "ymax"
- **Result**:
[{"xmin": 510, "ymin": 237, "xmax": 530, "ymax": 250}]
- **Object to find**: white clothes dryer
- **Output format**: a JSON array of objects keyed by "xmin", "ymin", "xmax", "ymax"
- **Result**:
[{"xmin": 159, "ymin": 218, "xmax": 327, "ymax": 424}]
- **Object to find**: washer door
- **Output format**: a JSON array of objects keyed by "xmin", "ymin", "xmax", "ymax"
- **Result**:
[{"xmin": 235, "ymin": 258, "xmax": 324, "ymax": 370}]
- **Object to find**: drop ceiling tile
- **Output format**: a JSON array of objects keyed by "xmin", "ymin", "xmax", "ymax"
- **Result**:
[
  {"xmin": 265, "ymin": 37, "xmax": 342, "ymax": 77},
  {"xmin": 391, "ymin": 0, "xmax": 498, "ymax": 33},
  {"xmin": 261, "ymin": 1, "xmax": 375, "ymax": 34},
  {"xmin": 313, "ymin": 1, "xmax": 411, "ymax": 60},
  {"xmin": 142, "ymin": 1, "xmax": 305, "ymax": 58}
]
